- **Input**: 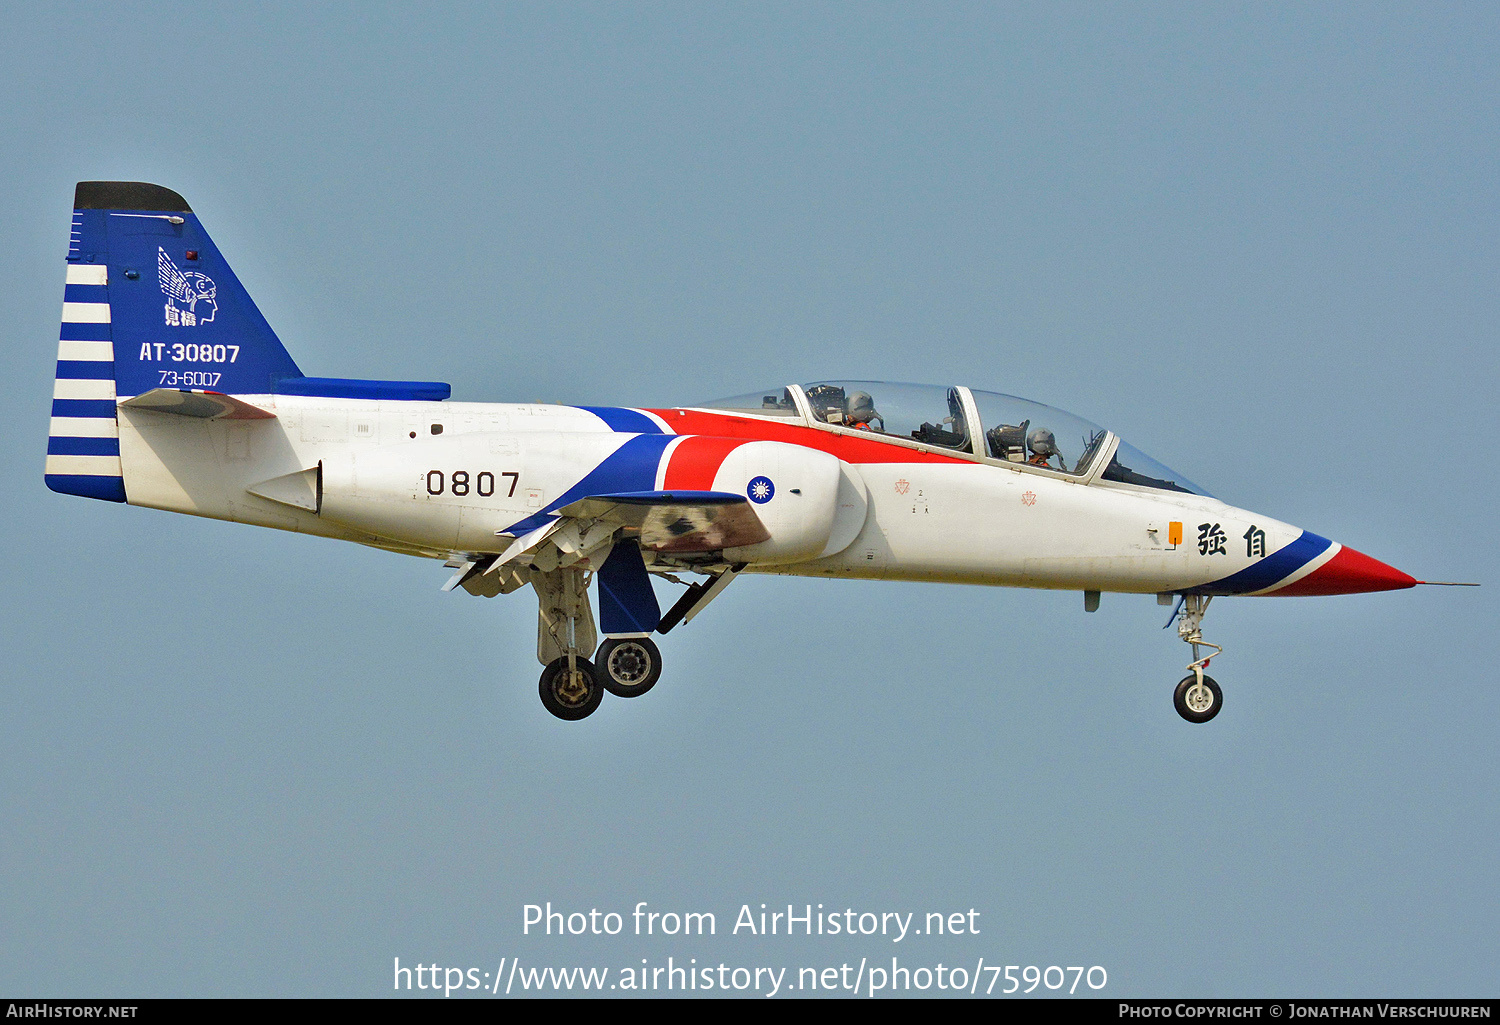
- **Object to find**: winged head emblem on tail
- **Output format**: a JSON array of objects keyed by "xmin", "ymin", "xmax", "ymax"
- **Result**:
[{"xmin": 158, "ymin": 246, "xmax": 217, "ymax": 326}]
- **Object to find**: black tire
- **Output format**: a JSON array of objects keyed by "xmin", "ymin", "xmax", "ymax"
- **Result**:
[
  {"xmin": 1174, "ymin": 673, "xmax": 1223, "ymax": 724},
  {"xmin": 538, "ymin": 657, "xmax": 603, "ymax": 720},
  {"xmin": 596, "ymin": 637, "xmax": 662, "ymax": 698}
]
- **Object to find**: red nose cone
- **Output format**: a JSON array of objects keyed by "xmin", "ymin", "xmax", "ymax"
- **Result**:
[{"xmin": 1275, "ymin": 545, "xmax": 1417, "ymax": 596}]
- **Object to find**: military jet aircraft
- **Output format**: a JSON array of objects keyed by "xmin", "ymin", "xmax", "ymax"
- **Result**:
[{"xmin": 47, "ymin": 182, "xmax": 1452, "ymax": 724}]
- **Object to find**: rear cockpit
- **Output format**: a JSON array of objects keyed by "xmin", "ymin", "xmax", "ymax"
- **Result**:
[{"xmin": 699, "ymin": 381, "xmax": 1209, "ymax": 496}]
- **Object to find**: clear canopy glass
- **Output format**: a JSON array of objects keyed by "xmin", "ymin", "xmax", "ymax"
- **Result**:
[
  {"xmin": 698, "ymin": 387, "xmax": 801, "ymax": 417},
  {"xmin": 970, "ymin": 388, "xmax": 1209, "ymax": 493},
  {"xmin": 968, "ymin": 389, "xmax": 1106, "ymax": 476},
  {"xmin": 697, "ymin": 380, "xmax": 1210, "ymax": 495},
  {"xmin": 1100, "ymin": 439, "xmax": 1209, "ymax": 496},
  {"xmin": 801, "ymin": 381, "xmax": 972, "ymax": 451}
]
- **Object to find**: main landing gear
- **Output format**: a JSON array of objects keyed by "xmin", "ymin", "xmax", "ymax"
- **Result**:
[
  {"xmin": 1173, "ymin": 594, "xmax": 1224, "ymax": 724},
  {"xmin": 449, "ymin": 533, "xmax": 742, "ymax": 721},
  {"xmin": 539, "ymin": 656, "xmax": 603, "ymax": 720},
  {"xmin": 596, "ymin": 637, "xmax": 662, "ymax": 698},
  {"xmin": 537, "ymin": 637, "xmax": 662, "ymax": 719},
  {"xmin": 532, "ymin": 566, "xmax": 606, "ymax": 721},
  {"xmin": 529, "ymin": 566, "xmax": 668, "ymax": 720},
  {"xmin": 538, "ymin": 636, "xmax": 661, "ymax": 720}
]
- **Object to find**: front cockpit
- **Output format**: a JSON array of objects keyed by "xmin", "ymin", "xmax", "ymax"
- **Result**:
[{"xmin": 700, "ymin": 381, "xmax": 1209, "ymax": 497}]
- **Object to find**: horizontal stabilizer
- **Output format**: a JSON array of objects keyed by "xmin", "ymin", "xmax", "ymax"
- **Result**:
[
  {"xmin": 246, "ymin": 466, "xmax": 320, "ymax": 512},
  {"xmin": 557, "ymin": 490, "xmax": 770, "ymax": 553},
  {"xmin": 120, "ymin": 388, "xmax": 276, "ymax": 420}
]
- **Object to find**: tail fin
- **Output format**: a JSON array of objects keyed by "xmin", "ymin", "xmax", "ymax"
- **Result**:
[{"xmin": 47, "ymin": 181, "xmax": 304, "ymax": 501}]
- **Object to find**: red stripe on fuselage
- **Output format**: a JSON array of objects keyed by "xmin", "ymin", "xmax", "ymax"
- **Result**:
[
  {"xmin": 663, "ymin": 435, "xmax": 747, "ymax": 491},
  {"xmin": 648, "ymin": 409, "xmax": 971, "ymax": 465}
]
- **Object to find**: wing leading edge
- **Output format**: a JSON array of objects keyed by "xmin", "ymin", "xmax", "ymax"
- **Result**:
[{"xmin": 553, "ymin": 490, "xmax": 770, "ymax": 553}]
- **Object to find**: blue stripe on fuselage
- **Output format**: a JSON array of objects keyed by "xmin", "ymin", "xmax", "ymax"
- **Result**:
[
  {"xmin": 574, "ymin": 406, "xmax": 664, "ymax": 434},
  {"xmin": 502, "ymin": 433, "xmax": 676, "ymax": 537},
  {"xmin": 1188, "ymin": 530, "xmax": 1333, "ymax": 595}
]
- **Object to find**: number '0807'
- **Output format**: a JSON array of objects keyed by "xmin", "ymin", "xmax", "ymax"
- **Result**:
[{"xmin": 425, "ymin": 470, "xmax": 518, "ymax": 498}]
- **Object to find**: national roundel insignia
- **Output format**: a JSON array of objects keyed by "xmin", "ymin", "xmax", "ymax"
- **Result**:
[{"xmin": 747, "ymin": 476, "xmax": 775, "ymax": 504}]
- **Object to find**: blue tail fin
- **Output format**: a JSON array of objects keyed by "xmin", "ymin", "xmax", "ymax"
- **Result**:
[
  {"xmin": 48, "ymin": 181, "xmax": 306, "ymax": 501},
  {"xmin": 74, "ymin": 181, "xmax": 304, "ymax": 398},
  {"xmin": 47, "ymin": 182, "xmax": 450, "ymax": 503}
]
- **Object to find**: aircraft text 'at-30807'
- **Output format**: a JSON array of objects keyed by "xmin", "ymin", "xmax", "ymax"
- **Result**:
[{"xmin": 44, "ymin": 182, "xmax": 1474, "ymax": 723}]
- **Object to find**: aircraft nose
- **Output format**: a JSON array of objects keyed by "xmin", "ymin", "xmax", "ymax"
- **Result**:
[{"xmin": 1276, "ymin": 543, "xmax": 1417, "ymax": 596}]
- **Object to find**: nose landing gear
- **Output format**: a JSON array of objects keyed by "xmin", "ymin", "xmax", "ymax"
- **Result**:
[
  {"xmin": 1173, "ymin": 594, "xmax": 1224, "ymax": 723},
  {"xmin": 1174, "ymin": 672, "xmax": 1222, "ymax": 723}
]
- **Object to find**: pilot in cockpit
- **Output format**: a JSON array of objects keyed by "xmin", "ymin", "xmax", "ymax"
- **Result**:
[
  {"xmin": 1026, "ymin": 427, "xmax": 1068, "ymax": 471},
  {"xmin": 844, "ymin": 391, "xmax": 884, "ymax": 432}
]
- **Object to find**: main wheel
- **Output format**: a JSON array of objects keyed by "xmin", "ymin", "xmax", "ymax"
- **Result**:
[
  {"xmin": 539, "ymin": 657, "xmax": 604, "ymax": 720},
  {"xmin": 1174, "ymin": 673, "xmax": 1223, "ymax": 724},
  {"xmin": 595, "ymin": 637, "xmax": 662, "ymax": 698}
]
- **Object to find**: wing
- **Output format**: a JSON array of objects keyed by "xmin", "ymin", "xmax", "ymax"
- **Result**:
[
  {"xmin": 485, "ymin": 489, "xmax": 769, "ymax": 570},
  {"xmin": 554, "ymin": 490, "xmax": 770, "ymax": 553},
  {"xmin": 458, "ymin": 491, "xmax": 767, "ymax": 603}
]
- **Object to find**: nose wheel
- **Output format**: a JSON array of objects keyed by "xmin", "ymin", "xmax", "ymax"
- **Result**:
[
  {"xmin": 1174, "ymin": 673, "xmax": 1222, "ymax": 723},
  {"xmin": 1172, "ymin": 594, "xmax": 1225, "ymax": 723}
]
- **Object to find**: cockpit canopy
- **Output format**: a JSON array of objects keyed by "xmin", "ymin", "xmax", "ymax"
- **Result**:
[{"xmin": 700, "ymin": 381, "xmax": 1209, "ymax": 496}]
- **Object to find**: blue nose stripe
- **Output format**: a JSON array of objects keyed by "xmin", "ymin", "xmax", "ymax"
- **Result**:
[{"xmin": 1191, "ymin": 530, "xmax": 1333, "ymax": 595}]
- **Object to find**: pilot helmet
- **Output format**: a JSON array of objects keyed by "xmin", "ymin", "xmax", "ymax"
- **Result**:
[
  {"xmin": 1027, "ymin": 427, "xmax": 1060, "ymax": 458},
  {"xmin": 847, "ymin": 390, "xmax": 879, "ymax": 424}
]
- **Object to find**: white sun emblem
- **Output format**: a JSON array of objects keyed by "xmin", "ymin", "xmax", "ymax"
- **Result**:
[{"xmin": 747, "ymin": 476, "xmax": 775, "ymax": 504}]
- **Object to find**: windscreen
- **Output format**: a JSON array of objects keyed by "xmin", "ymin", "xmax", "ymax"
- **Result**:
[
  {"xmin": 698, "ymin": 387, "xmax": 801, "ymax": 417},
  {"xmin": 1100, "ymin": 440, "xmax": 1211, "ymax": 496}
]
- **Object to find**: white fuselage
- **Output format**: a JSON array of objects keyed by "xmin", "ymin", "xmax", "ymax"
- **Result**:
[{"xmin": 116, "ymin": 395, "xmax": 1306, "ymax": 595}]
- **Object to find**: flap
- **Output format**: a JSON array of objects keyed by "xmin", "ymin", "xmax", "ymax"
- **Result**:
[
  {"xmin": 120, "ymin": 388, "xmax": 276, "ymax": 420},
  {"xmin": 556, "ymin": 490, "xmax": 770, "ymax": 553}
]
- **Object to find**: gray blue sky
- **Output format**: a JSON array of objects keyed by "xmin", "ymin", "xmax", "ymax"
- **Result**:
[{"xmin": 1, "ymin": 2, "xmax": 1495, "ymax": 997}]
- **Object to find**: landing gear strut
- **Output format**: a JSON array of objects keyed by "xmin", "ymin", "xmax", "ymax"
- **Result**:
[
  {"xmin": 1173, "ymin": 594, "xmax": 1224, "ymax": 723},
  {"xmin": 532, "ymin": 566, "xmax": 605, "ymax": 720},
  {"xmin": 513, "ymin": 555, "xmax": 732, "ymax": 720}
]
